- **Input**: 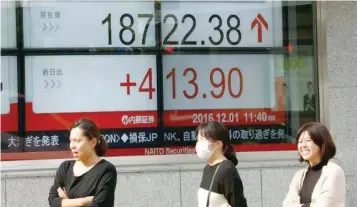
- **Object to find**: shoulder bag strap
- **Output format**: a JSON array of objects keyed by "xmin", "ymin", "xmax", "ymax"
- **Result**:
[{"xmin": 206, "ymin": 163, "xmax": 221, "ymax": 207}]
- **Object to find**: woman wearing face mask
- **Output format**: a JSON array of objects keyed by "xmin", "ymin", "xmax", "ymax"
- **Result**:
[
  {"xmin": 195, "ymin": 121, "xmax": 247, "ymax": 207},
  {"xmin": 283, "ymin": 122, "xmax": 345, "ymax": 207},
  {"xmin": 48, "ymin": 118, "xmax": 117, "ymax": 207}
]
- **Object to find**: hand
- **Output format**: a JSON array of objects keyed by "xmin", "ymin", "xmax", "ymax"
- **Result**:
[
  {"xmin": 81, "ymin": 196, "xmax": 94, "ymax": 206},
  {"xmin": 57, "ymin": 187, "xmax": 69, "ymax": 199}
]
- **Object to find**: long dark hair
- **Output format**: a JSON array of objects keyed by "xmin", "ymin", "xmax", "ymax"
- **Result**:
[
  {"xmin": 196, "ymin": 121, "xmax": 238, "ymax": 166},
  {"xmin": 70, "ymin": 118, "xmax": 108, "ymax": 156}
]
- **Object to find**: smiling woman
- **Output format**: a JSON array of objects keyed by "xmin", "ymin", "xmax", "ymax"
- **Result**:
[
  {"xmin": 48, "ymin": 118, "xmax": 117, "ymax": 207},
  {"xmin": 283, "ymin": 122, "xmax": 345, "ymax": 207}
]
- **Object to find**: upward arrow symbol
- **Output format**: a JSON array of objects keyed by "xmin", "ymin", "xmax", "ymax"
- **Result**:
[{"xmin": 251, "ymin": 13, "xmax": 268, "ymax": 43}]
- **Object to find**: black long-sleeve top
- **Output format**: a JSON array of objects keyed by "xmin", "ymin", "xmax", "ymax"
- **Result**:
[
  {"xmin": 48, "ymin": 159, "xmax": 117, "ymax": 207},
  {"xmin": 198, "ymin": 159, "xmax": 247, "ymax": 207},
  {"xmin": 299, "ymin": 160, "xmax": 328, "ymax": 207}
]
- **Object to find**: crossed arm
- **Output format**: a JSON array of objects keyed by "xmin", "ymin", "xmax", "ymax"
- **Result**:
[
  {"xmin": 48, "ymin": 162, "xmax": 94, "ymax": 207},
  {"xmin": 56, "ymin": 187, "xmax": 93, "ymax": 207},
  {"xmin": 48, "ymin": 161, "xmax": 117, "ymax": 207}
]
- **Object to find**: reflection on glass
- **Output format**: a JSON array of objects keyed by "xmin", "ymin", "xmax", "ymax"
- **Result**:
[{"xmin": 1, "ymin": 1, "xmax": 318, "ymax": 159}]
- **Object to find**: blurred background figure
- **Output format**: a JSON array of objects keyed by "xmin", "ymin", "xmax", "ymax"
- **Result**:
[{"xmin": 303, "ymin": 82, "xmax": 315, "ymax": 112}]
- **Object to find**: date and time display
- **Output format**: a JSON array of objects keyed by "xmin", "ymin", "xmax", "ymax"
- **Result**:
[
  {"xmin": 0, "ymin": 1, "xmax": 294, "ymax": 159},
  {"xmin": 25, "ymin": 54, "xmax": 284, "ymax": 128},
  {"xmin": 20, "ymin": 1, "xmax": 285, "ymax": 128}
]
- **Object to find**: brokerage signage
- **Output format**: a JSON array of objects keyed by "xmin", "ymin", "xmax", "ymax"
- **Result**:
[
  {"xmin": 23, "ymin": 0, "xmax": 282, "ymax": 48},
  {"xmin": 30, "ymin": 56, "xmax": 157, "ymax": 114},
  {"xmin": 25, "ymin": 55, "xmax": 157, "ymax": 131},
  {"xmin": 2, "ymin": 1, "xmax": 297, "ymax": 161}
]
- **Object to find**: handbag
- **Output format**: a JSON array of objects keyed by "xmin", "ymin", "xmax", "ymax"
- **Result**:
[{"xmin": 206, "ymin": 163, "xmax": 221, "ymax": 207}]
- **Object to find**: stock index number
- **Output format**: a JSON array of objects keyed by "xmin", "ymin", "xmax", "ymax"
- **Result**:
[
  {"xmin": 102, "ymin": 13, "xmax": 153, "ymax": 45},
  {"xmin": 163, "ymin": 14, "xmax": 242, "ymax": 46},
  {"xmin": 101, "ymin": 13, "xmax": 242, "ymax": 46}
]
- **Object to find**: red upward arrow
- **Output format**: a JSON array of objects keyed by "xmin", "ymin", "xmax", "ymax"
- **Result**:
[{"xmin": 251, "ymin": 13, "xmax": 268, "ymax": 43}]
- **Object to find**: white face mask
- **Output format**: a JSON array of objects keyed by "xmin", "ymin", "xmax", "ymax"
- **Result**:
[{"xmin": 195, "ymin": 140, "xmax": 215, "ymax": 160}]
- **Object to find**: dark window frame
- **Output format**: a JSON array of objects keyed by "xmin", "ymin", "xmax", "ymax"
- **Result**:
[{"xmin": 1, "ymin": 1, "xmax": 319, "ymax": 154}]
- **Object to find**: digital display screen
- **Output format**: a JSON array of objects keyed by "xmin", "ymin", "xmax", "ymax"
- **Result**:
[{"xmin": 2, "ymin": 0, "xmax": 303, "ymax": 160}]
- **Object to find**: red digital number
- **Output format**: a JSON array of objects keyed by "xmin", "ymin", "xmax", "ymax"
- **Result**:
[
  {"xmin": 210, "ymin": 68, "xmax": 225, "ymax": 99},
  {"xmin": 166, "ymin": 68, "xmax": 176, "ymax": 99},
  {"xmin": 166, "ymin": 67, "xmax": 243, "ymax": 99},
  {"xmin": 182, "ymin": 68, "xmax": 198, "ymax": 99},
  {"xmin": 138, "ymin": 68, "xmax": 155, "ymax": 99},
  {"xmin": 228, "ymin": 67, "xmax": 243, "ymax": 98}
]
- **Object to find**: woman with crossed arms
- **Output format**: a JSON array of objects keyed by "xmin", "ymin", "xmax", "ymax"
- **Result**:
[{"xmin": 48, "ymin": 118, "xmax": 117, "ymax": 207}]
